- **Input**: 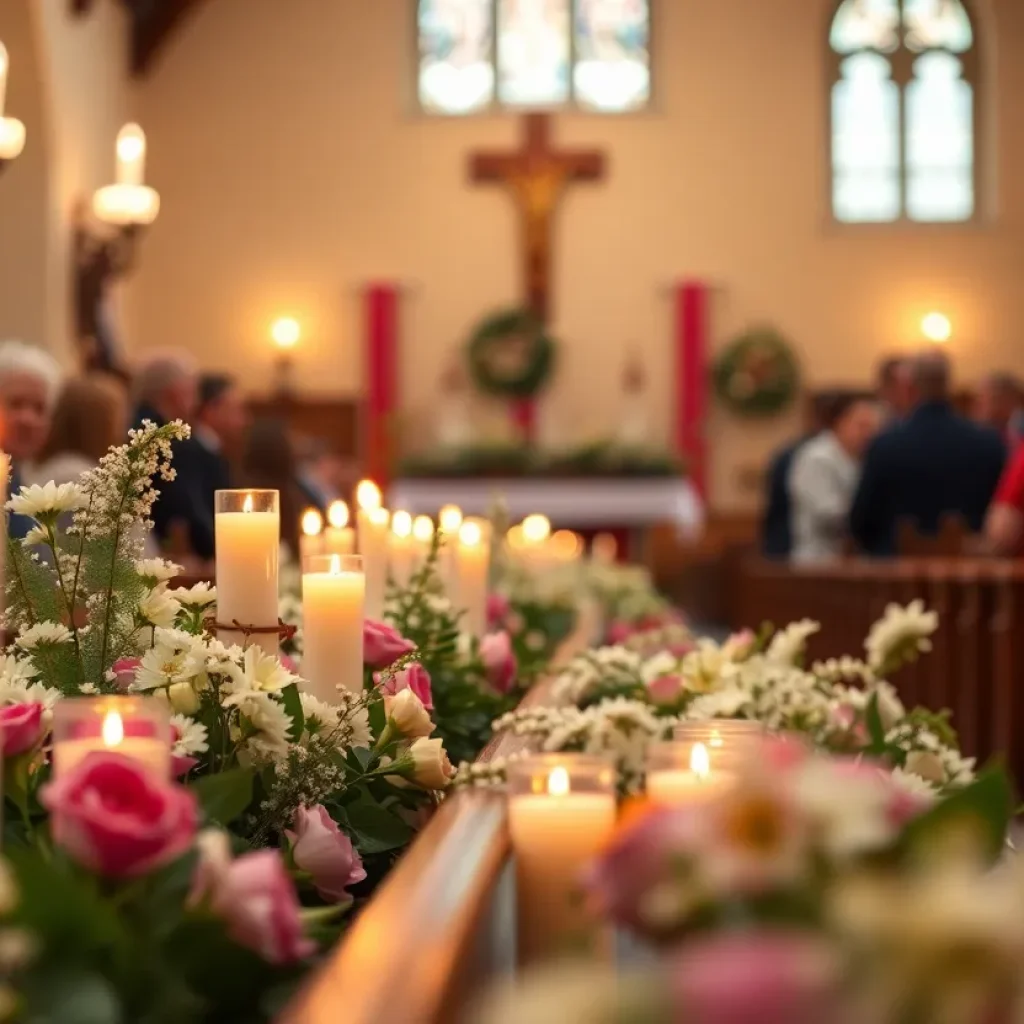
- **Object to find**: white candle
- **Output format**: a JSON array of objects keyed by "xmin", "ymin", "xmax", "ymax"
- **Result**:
[
  {"xmin": 389, "ymin": 510, "xmax": 415, "ymax": 589},
  {"xmin": 521, "ymin": 513, "xmax": 553, "ymax": 573},
  {"xmin": 301, "ymin": 554, "xmax": 365, "ymax": 700},
  {"xmin": 455, "ymin": 519, "xmax": 489, "ymax": 637},
  {"xmin": 358, "ymin": 506, "xmax": 390, "ymax": 622},
  {"xmin": 215, "ymin": 490, "xmax": 280, "ymax": 654},
  {"xmin": 508, "ymin": 757, "xmax": 617, "ymax": 967},
  {"xmin": 299, "ymin": 507, "xmax": 324, "ymax": 564},
  {"xmin": 0, "ymin": 43, "xmax": 8, "ymax": 117},
  {"xmin": 438, "ymin": 505, "xmax": 463, "ymax": 596},
  {"xmin": 646, "ymin": 740, "xmax": 739, "ymax": 806},
  {"xmin": 412, "ymin": 515, "xmax": 434, "ymax": 573},
  {"xmin": 115, "ymin": 123, "xmax": 146, "ymax": 187},
  {"xmin": 324, "ymin": 500, "xmax": 355, "ymax": 558}
]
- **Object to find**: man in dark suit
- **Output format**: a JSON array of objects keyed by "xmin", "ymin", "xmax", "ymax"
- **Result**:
[
  {"xmin": 850, "ymin": 351, "xmax": 1006, "ymax": 557},
  {"xmin": 192, "ymin": 374, "xmax": 248, "ymax": 517}
]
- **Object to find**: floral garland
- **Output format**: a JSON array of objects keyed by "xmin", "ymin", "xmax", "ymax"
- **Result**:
[
  {"xmin": 712, "ymin": 327, "xmax": 799, "ymax": 418},
  {"xmin": 466, "ymin": 307, "xmax": 556, "ymax": 400}
]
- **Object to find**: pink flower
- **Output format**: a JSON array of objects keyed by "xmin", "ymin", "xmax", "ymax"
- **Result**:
[
  {"xmin": 0, "ymin": 702, "xmax": 45, "ymax": 757},
  {"xmin": 285, "ymin": 805, "xmax": 366, "ymax": 904},
  {"xmin": 41, "ymin": 752, "xmax": 197, "ymax": 878},
  {"xmin": 646, "ymin": 674, "xmax": 684, "ymax": 707},
  {"xmin": 191, "ymin": 831, "xmax": 315, "ymax": 965},
  {"xmin": 279, "ymin": 654, "xmax": 299, "ymax": 674},
  {"xmin": 606, "ymin": 621, "xmax": 637, "ymax": 646},
  {"xmin": 668, "ymin": 931, "xmax": 842, "ymax": 1024},
  {"xmin": 479, "ymin": 631, "xmax": 517, "ymax": 694},
  {"xmin": 376, "ymin": 662, "xmax": 433, "ymax": 710},
  {"xmin": 170, "ymin": 726, "xmax": 198, "ymax": 778},
  {"xmin": 363, "ymin": 619, "xmax": 415, "ymax": 669},
  {"xmin": 760, "ymin": 734, "xmax": 812, "ymax": 772},
  {"xmin": 487, "ymin": 593, "xmax": 511, "ymax": 629},
  {"xmin": 111, "ymin": 657, "xmax": 141, "ymax": 692}
]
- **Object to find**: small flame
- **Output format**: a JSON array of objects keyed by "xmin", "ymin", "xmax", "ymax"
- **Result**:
[
  {"xmin": 327, "ymin": 500, "xmax": 350, "ymax": 529},
  {"xmin": 392, "ymin": 510, "xmax": 413, "ymax": 538},
  {"xmin": 242, "ymin": 493, "xmax": 254, "ymax": 514},
  {"xmin": 439, "ymin": 504, "xmax": 463, "ymax": 533},
  {"xmin": 522, "ymin": 514, "xmax": 551, "ymax": 544},
  {"xmin": 413, "ymin": 515, "xmax": 434, "ymax": 542},
  {"xmin": 547, "ymin": 766, "xmax": 570, "ymax": 797},
  {"xmin": 356, "ymin": 480, "xmax": 382, "ymax": 511},
  {"xmin": 691, "ymin": 742, "xmax": 711, "ymax": 780},
  {"xmin": 460, "ymin": 521, "xmax": 482, "ymax": 546},
  {"xmin": 102, "ymin": 712, "xmax": 125, "ymax": 748},
  {"xmin": 301, "ymin": 508, "xmax": 323, "ymax": 537},
  {"xmin": 329, "ymin": 554, "xmax": 342, "ymax": 575}
]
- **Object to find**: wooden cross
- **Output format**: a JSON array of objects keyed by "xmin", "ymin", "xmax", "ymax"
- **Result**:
[{"xmin": 469, "ymin": 114, "xmax": 606, "ymax": 324}]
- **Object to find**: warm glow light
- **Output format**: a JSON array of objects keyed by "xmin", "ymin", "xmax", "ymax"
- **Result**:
[
  {"xmin": 92, "ymin": 123, "xmax": 158, "ymax": 226},
  {"xmin": 0, "ymin": 42, "xmax": 25, "ymax": 163},
  {"xmin": 329, "ymin": 554, "xmax": 342, "ymax": 575},
  {"xmin": 460, "ymin": 521, "xmax": 482, "ymax": 547},
  {"xmin": 439, "ymin": 504, "xmax": 463, "ymax": 534},
  {"xmin": 550, "ymin": 530, "xmax": 582, "ymax": 560},
  {"xmin": 592, "ymin": 532, "xmax": 617, "ymax": 562},
  {"xmin": 547, "ymin": 766, "xmax": 571, "ymax": 797},
  {"xmin": 506, "ymin": 523, "xmax": 526, "ymax": 549},
  {"xmin": 327, "ymin": 500, "xmax": 349, "ymax": 529},
  {"xmin": 357, "ymin": 480, "xmax": 382, "ymax": 511},
  {"xmin": 115, "ymin": 123, "xmax": 146, "ymax": 184},
  {"xmin": 102, "ymin": 712, "xmax": 125, "ymax": 748},
  {"xmin": 522, "ymin": 514, "xmax": 551, "ymax": 544},
  {"xmin": 242, "ymin": 493, "xmax": 254, "ymax": 514},
  {"xmin": 392, "ymin": 510, "xmax": 413, "ymax": 538},
  {"xmin": 271, "ymin": 316, "xmax": 301, "ymax": 350},
  {"xmin": 691, "ymin": 742, "xmax": 710, "ymax": 779},
  {"xmin": 368, "ymin": 507, "xmax": 390, "ymax": 527},
  {"xmin": 921, "ymin": 312, "xmax": 952, "ymax": 344},
  {"xmin": 413, "ymin": 515, "xmax": 434, "ymax": 542},
  {"xmin": 301, "ymin": 508, "xmax": 323, "ymax": 537}
]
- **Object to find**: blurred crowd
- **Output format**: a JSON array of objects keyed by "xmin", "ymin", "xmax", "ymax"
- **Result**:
[{"xmin": 0, "ymin": 342, "xmax": 355, "ymax": 571}]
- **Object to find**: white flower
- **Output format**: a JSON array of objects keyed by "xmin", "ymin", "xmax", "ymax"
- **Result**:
[
  {"xmin": 864, "ymin": 600, "xmax": 938, "ymax": 674},
  {"xmin": 766, "ymin": 620, "xmax": 820, "ymax": 666},
  {"xmin": 135, "ymin": 558, "xmax": 183, "ymax": 583},
  {"xmin": 170, "ymin": 714, "xmax": 209, "ymax": 756},
  {"xmin": 299, "ymin": 693, "xmax": 339, "ymax": 734},
  {"xmin": 78, "ymin": 683, "xmax": 99, "ymax": 695},
  {"xmin": 384, "ymin": 688, "xmax": 433, "ymax": 739},
  {"xmin": 221, "ymin": 646, "xmax": 296, "ymax": 703},
  {"xmin": 336, "ymin": 692, "xmax": 372, "ymax": 750},
  {"xmin": 0, "ymin": 655, "xmax": 37, "ymax": 687},
  {"xmin": 889, "ymin": 766, "xmax": 939, "ymax": 801},
  {"xmin": 639, "ymin": 651, "xmax": 678, "ymax": 685},
  {"xmin": 20, "ymin": 525, "xmax": 47, "ymax": 548},
  {"xmin": 0, "ymin": 678, "xmax": 61, "ymax": 714},
  {"xmin": 408, "ymin": 737, "xmax": 455, "ymax": 789},
  {"xmin": 14, "ymin": 622, "xmax": 73, "ymax": 650},
  {"xmin": 7, "ymin": 481, "xmax": 84, "ymax": 519},
  {"xmin": 236, "ymin": 693, "xmax": 292, "ymax": 761},
  {"xmin": 904, "ymin": 750, "xmax": 946, "ymax": 785},
  {"xmin": 138, "ymin": 589, "xmax": 182, "ymax": 629},
  {"xmin": 171, "ymin": 582, "xmax": 217, "ymax": 609},
  {"xmin": 687, "ymin": 687, "xmax": 750, "ymax": 720},
  {"xmin": 134, "ymin": 634, "xmax": 207, "ymax": 692}
]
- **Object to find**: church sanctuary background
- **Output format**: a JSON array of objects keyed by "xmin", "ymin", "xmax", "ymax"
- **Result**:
[{"xmin": 1, "ymin": 0, "xmax": 1022, "ymax": 511}]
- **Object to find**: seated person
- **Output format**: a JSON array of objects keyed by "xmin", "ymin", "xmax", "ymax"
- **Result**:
[
  {"xmin": 974, "ymin": 371, "xmax": 1023, "ymax": 448},
  {"xmin": 192, "ymin": 373, "xmax": 248, "ymax": 515},
  {"xmin": 984, "ymin": 442, "xmax": 1024, "ymax": 555},
  {"xmin": 0, "ymin": 340, "xmax": 62, "ymax": 538},
  {"xmin": 296, "ymin": 438, "xmax": 357, "ymax": 513},
  {"xmin": 241, "ymin": 418, "xmax": 303, "ymax": 559},
  {"xmin": 789, "ymin": 391, "xmax": 878, "ymax": 563},
  {"xmin": 850, "ymin": 351, "xmax": 1006, "ymax": 557}
]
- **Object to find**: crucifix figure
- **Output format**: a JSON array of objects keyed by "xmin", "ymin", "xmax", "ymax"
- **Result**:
[{"xmin": 469, "ymin": 113, "xmax": 606, "ymax": 324}]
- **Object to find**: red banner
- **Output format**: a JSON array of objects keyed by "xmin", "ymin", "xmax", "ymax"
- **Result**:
[
  {"xmin": 364, "ymin": 283, "xmax": 399, "ymax": 486},
  {"xmin": 510, "ymin": 398, "xmax": 536, "ymax": 444},
  {"xmin": 675, "ymin": 282, "xmax": 709, "ymax": 498}
]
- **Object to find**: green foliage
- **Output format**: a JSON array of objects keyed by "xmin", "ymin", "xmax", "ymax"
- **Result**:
[{"xmin": 191, "ymin": 769, "xmax": 256, "ymax": 827}]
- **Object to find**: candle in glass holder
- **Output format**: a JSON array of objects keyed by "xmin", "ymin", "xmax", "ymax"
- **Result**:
[
  {"xmin": 455, "ymin": 519, "xmax": 489, "ymax": 637},
  {"xmin": 508, "ymin": 754, "xmax": 617, "ymax": 967},
  {"xmin": 389, "ymin": 510, "xmax": 415, "ymax": 588},
  {"xmin": 649, "ymin": 721, "xmax": 764, "ymax": 805},
  {"xmin": 301, "ymin": 554, "xmax": 365, "ymax": 701},
  {"xmin": 215, "ymin": 490, "xmax": 280, "ymax": 654},
  {"xmin": 53, "ymin": 696, "xmax": 172, "ymax": 780},
  {"xmin": 324, "ymin": 500, "xmax": 355, "ymax": 558},
  {"xmin": 299, "ymin": 507, "xmax": 324, "ymax": 564}
]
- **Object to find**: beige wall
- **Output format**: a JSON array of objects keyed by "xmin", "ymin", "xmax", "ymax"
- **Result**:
[{"xmin": 129, "ymin": 0, "xmax": 1024, "ymax": 509}]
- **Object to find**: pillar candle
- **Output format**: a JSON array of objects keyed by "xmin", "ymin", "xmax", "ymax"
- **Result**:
[
  {"xmin": 358, "ymin": 507, "xmax": 390, "ymax": 621},
  {"xmin": 455, "ymin": 519, "xmax": 489, "ymax": 637},
  {"xmin": 389, "ymin": 511, "xmax": 415, "ymax": 589},
  {"xmin": 438, "ymin": 505, "xmax": 463, "ymax": 597},
  {"xmin": 508, "ymin": 755, "xmax": 616, "ymax": 967},
  {"xmin": 412, "ymin": 515, "xmax": 434, "ymax": 573},
  {"xmin": 299, "ymin": 507, "xmax": 324, "ymax": 564},
  {"xmin": 324, "ymin": 500, "xmax": 355, "ymax": 558},
  {"xmin": 301, "ymin": 554, "xmax": 365, "ymax": 701},
  {"xmin": 215, "ymin": 489, "xmax": 280, "ymax": 654}
]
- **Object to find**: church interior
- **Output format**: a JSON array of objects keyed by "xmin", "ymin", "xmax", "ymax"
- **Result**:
[{"xmin": 2, "ymin": 1, "xmax": 1024, "ymax": 1022}]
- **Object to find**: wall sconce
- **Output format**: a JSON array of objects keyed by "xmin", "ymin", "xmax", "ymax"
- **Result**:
[
  {"xmin": 921, "ymin": 311, "xmax": 952, "ymax": 345},
  {"xmin": 73, "ymin": 124, "xmax": 160, "ymax": 379},
  {"xmin": 0, "ymin": 42, "xmax": 27, "ymax": 175},
  {"xmin": 271, "ymin": 316, "xmax": 301, "ymax": 398}
]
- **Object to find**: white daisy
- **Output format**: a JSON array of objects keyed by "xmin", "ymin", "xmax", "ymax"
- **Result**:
[
  {"xmin": 20, "ymin": 525, "xmax": 47, "ymax": 548},
  {"xmin": 0, "ymin": 678, "xmax": 62, "ymax": 712},
  {"xmin": 236, "ymin": 692, "xmax": 292, "ymax": 760},
  {"xmin": 135, "ymin": 558, "xmax": 183, "ymax": 583},
  {"xmin": 170, "ymin": 713, "xmax": 210, "ymax": 756},
  {"xmin": 134, "ymin": 636, "xmax": 207, "ymax": 692},
  {"xmin": 864, "ymin": 600, "xmax": 938, "ymax": 675},
  {"xmin": 0, "ymin": 654, "xmax": 38, "ymax": 687},
  {"xmin": 138, "ymin": 589, "xmax": 182, "ymax": 629},
  {"xmin": 14, "ymin": 622, "xmax": 74, "ymax": 650},
  {"xmin": 7, "ymin": 481, "xmax": 84, "ymax": 519},
  {"xmin": 221, "ymin": 646, "xmax": 296, "ymax": 705},
  {"xmin": 78, "ymin": 682, "xmax": 99, "ymax": 695},
  {"xmin": 171, "ymin": 582, "xmax": 217, "ymax": 609},
  {"xmin": 766, "ymin": 619, "xmax": 821, "ymax": 667}
]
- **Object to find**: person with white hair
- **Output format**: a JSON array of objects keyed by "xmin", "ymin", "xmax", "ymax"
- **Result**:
[{"xmin": 0, "ymin": 340, "xmax": 63, "ymax": 539}]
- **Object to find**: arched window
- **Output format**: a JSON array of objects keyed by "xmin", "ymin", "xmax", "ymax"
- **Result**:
[
  {"xmin": 829, "ymin": 0, "xmax": 978, "ymax": 223},
  {"xmin": 418, "ymin": 0, "xmax": 651, "ymax": 115}
]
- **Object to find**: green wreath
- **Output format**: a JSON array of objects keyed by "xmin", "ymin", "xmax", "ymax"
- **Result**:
[
  {"xmin": 466, "ymin": 308, "xmax": 556, "ymax": 400},
  {"xmin": 713, "ymin": 327, "xmax": 800, "ymax": 418}
]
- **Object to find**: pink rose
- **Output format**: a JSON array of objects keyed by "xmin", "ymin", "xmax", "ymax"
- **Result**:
[
  {"xmin": 41, "ymin": 752, "xmax": 197, "ymax": 878},
  {"xmin": 285, "ymin": 805, "xmax": 366, "ymax": 904},
  {"xmin": 376, "ymin": 662, "xmax": 433, "ymax": 710},
  {"xmin": 111, "ymin": 657, "xmax": 141, "ymax": 692},
  {"xmin": 606, "ymin": 621, "xmax": 637, "ymax": 646},
  {"xmin": 279, "ymin": 654, "xmax": 299, "ymax": 674},
  {"xmin": 0, "ymin": 702, "xmax": 45, "ymax": 757},
  {"xmin": 191, "ymin": 832, "xmax": 315, "ymax": 965},
  {"xmin": 479, "ymin": 631, "xmax": 517, "ymax": 694},
  {"xmin": 487, "ymin": 593, "xmax": 511, "ymax": 629},
  {"xmin": 363, "ymin": 619, "xmax": 415, "ymax": 669},
  {"xmin": 646, "ymin": 674, "xmax": 684, "ymax": 707}
]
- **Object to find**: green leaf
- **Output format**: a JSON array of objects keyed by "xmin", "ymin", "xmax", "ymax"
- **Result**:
[
  {"xmin": 280, "ymin": 683, "xmax": 305, "ymax": 742},
  {"xmin": 864, "ymin": 691, "xmax": 886, "ymax": 753},
  {"xmin": 191, "ymin": 768, "xmax": 255, "ymax": 826},
  {"xmin": 22, "ymin": 967, "xmax": 123, "ymax": 1024},
  {"xmin": 342, "ymin": 791, "xmax": 415, "ymax": 855}
]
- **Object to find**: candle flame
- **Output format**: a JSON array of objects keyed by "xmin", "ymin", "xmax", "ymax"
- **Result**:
[
  {"xmin": 691, "ymin": 742, "xmax": 710, "ymax": 780},
  {"xmin": 459, "ymin": 521, "xmax": 482, "ymax": 546},
  {"xmin": 243, "ymin": 493, "xmax": 254, "ymax": 514},
  {"xmin": 102, "ymin": 711, "xmax": 125, "ymax": 748},
  {"xmin": 392, "ymin": 510, "xmax": 412, "ymax": 538},
  {"xmin": 368, "ymin": 507, "xmax": 390, "ymax": 527},
  {"xmin": 329, "ymin": 554, "xmax": 342, "ymax": 575},
  {"xmin": 116, "ymin": 123, "xmax": 146, "ymax": 165},
  {"xmin": 327, "ymin": 500, "xmax": 350, "ymax": 529},
  {"xmin": 522, "ymin": 513, "xmax": 551, "ymax": 544},
  {"xmin": 301, "ymin": 508, "xmax": 323, "ymax": 537},
  {"xmin": 413, "ymin": 515, "xmax": 434, "ymax": 542},
  {"xmin": 709, "ymin": 729, "xmax": 724, "ymax": 748},
  {"xmin": 356, "ymin": 479, "xmax": 382, "ymax": 511},
  {"xmin": 547, "ymin": 766, "xmax": 570, "ymax": 797},
  {"xmin": 270, "ymin": 316, "xmax": 301, "ymax": 350},
  {"xmin": 439, "ymin": 504, "xmax": 463, "ymax": 533}
]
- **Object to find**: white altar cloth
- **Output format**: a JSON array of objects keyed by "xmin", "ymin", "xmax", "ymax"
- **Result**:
[{"xmin": 387, "ymin": 478, "xmax": 704, "ymax": 538}]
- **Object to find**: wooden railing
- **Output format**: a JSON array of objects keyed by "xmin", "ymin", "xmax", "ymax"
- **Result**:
[{"xmin": 278, "ymin": 628, "xmax": 593, "ymax": 1024}]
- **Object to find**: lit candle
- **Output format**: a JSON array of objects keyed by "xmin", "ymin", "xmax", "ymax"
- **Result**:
[
  {"xmin": 92, "ymin": 123, "xmax": 159, "ymax": 226},
  {"xmin": 438, "ymin": 505, "xmax": 463, "ymax": 595},
  {"xmin": 299, "ymin": 507, "xmax": 324, "ymax": 564},
  {"xmin": 508, "ymin": 755, "xmax": 617, "ymax": 967},
  {"xmin": 52, "ymin": 696, "xmax": 172, "ymax": 780},
  {"xmin": 0, "ymin": 42, "xmax": 26, "ymax": 163},
  {"xmin": 115, "ymin": 123, "xmax": 146, "ymax": 187},
  {"xmin": 412, "ymin": 514, "xmax": 434, "ymax": 573},
  {"xmin": 550, "ymin": 529, "xmax": 583, "ymax": 564},
  {"xmin": 215, "ymin": 489, "xmax": 281, "ymax": 654},
  {"xmin": 323, "ymin": 500, "xmax": 355, "ymax": 558},
  {"xmin": 645, "ymin": 741, "xmax": 730, "ymax": 805},
  {"xmin": 455, "ymin": 519, "xmax": 489, "ymax": 637},
  {"xmin": 521, "ymin": 513, "xmax": 553, "ymax": 572},
  {"xmin": 389, "ymin": 510, "xmax": 415, "ymax": 588},
  {"xmin": 356, "ymin": 480, "xmax": 389, "ymax": 621},
  {"xmin": 0, "ymin": 42, "xmax": 8, "ymax": 116},
  {"xmin": 301, "ymin": 554, "xmax": 365, "ymax": 700}
]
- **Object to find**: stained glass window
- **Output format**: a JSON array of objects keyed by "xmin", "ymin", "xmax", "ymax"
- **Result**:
[
  {"xmin": 417, "ymin": 0, "xmax": 651, "ymax": 115},
  {"xmin": 829, "ymin": 0, "xmax": 978, "ymax": 223}
]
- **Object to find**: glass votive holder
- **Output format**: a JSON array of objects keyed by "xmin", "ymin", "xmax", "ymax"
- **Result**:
[
  {"xmin": 673, "ymin": 718, "xmax": 765, "ymax": 765},
  {"xmin": 52, "ymin": 695, "xmax": 171, "ymax": 780},
  {"xmin": 646, "ymin": 739, "xmax": 742, "ymax": 806},
  {"xmin": 214, "ymin": 488, "xmax": 280, "ymax": 516}
]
